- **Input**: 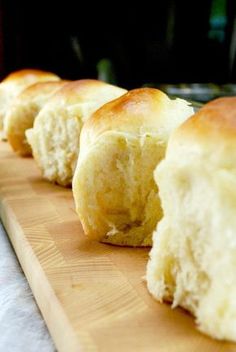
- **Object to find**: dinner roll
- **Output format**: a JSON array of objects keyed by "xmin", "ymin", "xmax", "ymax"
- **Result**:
[
  {"xmin": 72, "ymin": 88, "xmax": 194, "ymax": 246},
  {"xmin": 146, "ymin": 97, "xmax": 236, "ymax": 341},
  {"xmin": 26, "ymin": 79, "xmax": 127, "ymax": 186},
  {"xmin": 0, "ymin": 69, "xmax": 60, "ymax": 138},
  {"xmin": 5, "ymin": 81, "xmax": 68, "ymax": 156}
]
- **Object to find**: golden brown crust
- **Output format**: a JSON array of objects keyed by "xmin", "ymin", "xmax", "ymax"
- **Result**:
[
  {"xmin": 17, "ymin": 80, "xmax": 68, "ymax": 98},
  {"xmin": 172, "ymin": 97, "xmax": 236, "ymax": 145},
  {"xmin": 80, "ymin": 88, "xmax": 187, "ymax": 150},
  {"xmin": 2, "ymin": 69, "xmax": 59, "ymax": 83},
  {"xmin": 50, "ymin": 79, "xmax": 125, "ymax": 105},
  {"xmin": 85, "ymin": 88, "xmax": 167, "ymax": 129}
]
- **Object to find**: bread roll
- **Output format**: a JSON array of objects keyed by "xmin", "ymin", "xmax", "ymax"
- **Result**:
[
  {"xmin": 26, "ymin": 79, "xmax": 127, "ymax": 186},
  {"xmin": 0, "ymin": 69, "xmax": 60, "ymax": 138},
  {"xmin": 146, "ymin": 97, "xmax": 236, "ymax": 341},
  {"xmin": 72, "ymin": 88, "xmax": 194, "ymax": 246},
  {"xmin": 5, "ymin": 81, "xmax": 68, "ymax": 156}
]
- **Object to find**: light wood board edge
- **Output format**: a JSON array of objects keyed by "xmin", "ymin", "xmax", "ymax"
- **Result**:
[{"xmin": 0, "ymin": 199, "xmax": 95, "ymax": 352}]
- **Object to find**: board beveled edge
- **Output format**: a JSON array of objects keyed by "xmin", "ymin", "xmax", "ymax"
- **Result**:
[{"xmin": 0, "ymin": 199, "xmax": 96, "ymax": 352}]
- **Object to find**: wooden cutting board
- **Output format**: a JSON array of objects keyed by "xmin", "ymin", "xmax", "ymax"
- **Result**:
[{"xmin": 0, "ymin": 141, "xmax": 235, "ymax": 352}]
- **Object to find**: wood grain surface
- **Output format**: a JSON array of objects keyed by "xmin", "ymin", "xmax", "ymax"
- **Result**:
[{"xmin": 0, "ymin": 141, "xmax": 235, "ymax": 352}]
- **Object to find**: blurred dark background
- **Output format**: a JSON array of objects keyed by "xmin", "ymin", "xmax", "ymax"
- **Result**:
[{"xmin": 0, "ymin": 0, "xmax": 235, "ymax": 93}]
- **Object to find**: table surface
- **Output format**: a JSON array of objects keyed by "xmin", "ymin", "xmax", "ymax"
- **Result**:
[{"xmin": 0, "ymin": 221, "xmax": 55, "ymax": 352}]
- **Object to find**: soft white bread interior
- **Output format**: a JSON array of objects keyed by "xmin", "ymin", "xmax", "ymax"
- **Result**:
[
  {"xmin": 146, "ymin": 97, "xmax": 236, "ymax": 341},
  {"xmin": 26, "ymin": 79, "xmax": 127, "ymax": 186},
  {"xmin": 5, "ymin": 80, "xmax": 68, "ymax": 156},
  {"xmin": 72, "ymin": 88, "xmax": 194, "ymax": 246},
  {"xmin": 0, "ymin": 69, "xmax": 60, "ymax": 137}
]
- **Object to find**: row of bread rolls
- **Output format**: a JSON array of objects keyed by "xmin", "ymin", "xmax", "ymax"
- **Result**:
[{"xmin": 1, "ymin": 69, "xmax": 235, "ymax": 342}]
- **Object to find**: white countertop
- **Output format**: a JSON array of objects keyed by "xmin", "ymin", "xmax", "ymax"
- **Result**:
[{"xmin": 0, "ymin": 222, "xmax": 55, "ymax": 352}]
